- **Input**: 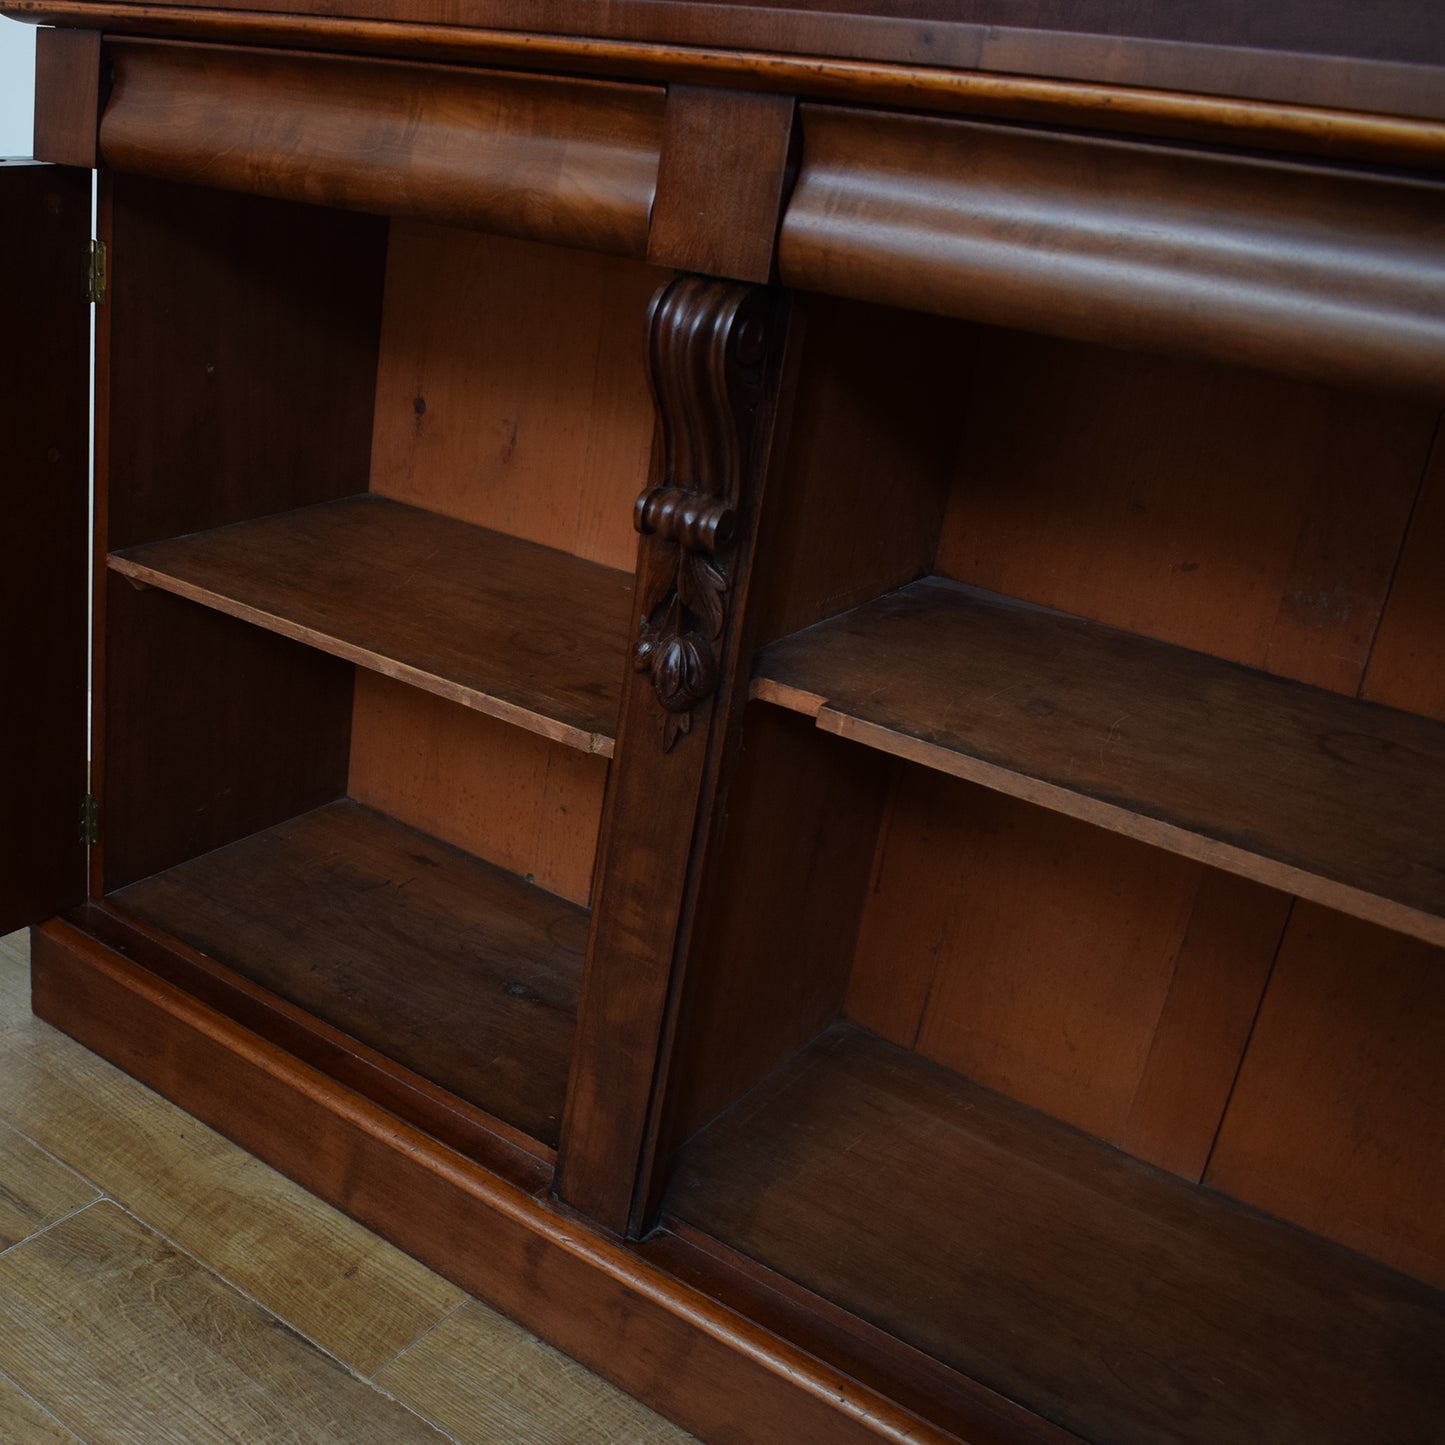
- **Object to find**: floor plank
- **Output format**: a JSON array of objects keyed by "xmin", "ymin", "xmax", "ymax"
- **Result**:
[
  {"xmin": 0, "ymin": 1370, "xmax": 80, "ymax": 1443},
  {"xmin": 0, "ymin": 933, "xmax": 464, "ymax": 1375},
  {"xmin": 377, "ymin": 1297, "xmax": 696, "ymax": 1445},
  {"xmin": 0, "ymin": 1201, "xmax": 447, "ymax": 1444},
  {"xmin": 0, "ymin": 1118, "xmax": 98, "ymax": 1251}
]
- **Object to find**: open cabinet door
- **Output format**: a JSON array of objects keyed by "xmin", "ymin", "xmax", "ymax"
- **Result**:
[{"xmin": 0, "ymin": 161, "xmax": 91, "ymax": 935}]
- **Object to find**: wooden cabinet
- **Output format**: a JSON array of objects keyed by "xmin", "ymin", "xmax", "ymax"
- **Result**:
[{"xmin": 4, "ymin": 6, "xmax": 1444, "ymax": 1441}]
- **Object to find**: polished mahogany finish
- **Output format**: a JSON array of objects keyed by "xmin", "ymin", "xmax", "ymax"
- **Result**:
[
  {"xmin": 8, "ymin": 7, "xmax": 1445, "ymax": 1443},
  {"xmin": 32, "ymin": 26, "xmax": 100, "ymax": 166},
  {"xmin": 100, "ymin": 40, "xmax": 664, "ymax": 256}
]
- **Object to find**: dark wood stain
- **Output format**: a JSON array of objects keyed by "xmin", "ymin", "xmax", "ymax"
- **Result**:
[
  {"xmin": 111, "ymin": 800, "xmax": 587, "ymax": 1149},
  {"xmin": 105, "ymin": 172, "xmax": 386, "ymax": 553},
  {"xmin": 1206, "ymin": 905, "xmax": 1445, "ymax": 1291},
  {"xmin": 0, "ymin": 163, "xmax": 93, "ymax": 936},
  {"xmin": 100, "ymin": 580, "xmax": 353, "ymax": 892},
  {"xmin": 668, "ymin": 1023, "xmax": 1445, "ymax": 1445},
  {"xmin": 755, "ymin": 578, "xmax": 1445, "ymax": 944},
  {"xmin": 111, "ymin": 495, "xmax": 634, "ymax": 754},
  {"xmin": 32, "ymin": 27, "xmax": 101, "ymax": 168}
]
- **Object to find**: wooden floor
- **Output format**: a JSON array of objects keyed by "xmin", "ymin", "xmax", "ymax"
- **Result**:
[{"xmin": 0, "ymin": 928, "xmax": 693, "ymax": 1445}]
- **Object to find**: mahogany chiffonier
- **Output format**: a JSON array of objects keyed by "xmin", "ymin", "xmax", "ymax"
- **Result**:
[{"xmin": 3, "ymin": 3, "xmax": 1444, "ymax": 1440}]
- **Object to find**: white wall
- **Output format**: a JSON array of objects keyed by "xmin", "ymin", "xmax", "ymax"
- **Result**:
[{"xmin": 0, "ymin": 17, "xmax": 37, "ymax": 158}]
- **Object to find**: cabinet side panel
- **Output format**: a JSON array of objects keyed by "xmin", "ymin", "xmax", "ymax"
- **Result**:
[
  {"xmin": 347, "ymin": 672, "xmax": 606, "ymax": 908},
  {"xmin": 368, "ymin": 223, "xmax": 663, "ymax": 573},
  {"xmin": 102, "ymin": 580, "xmax": 352, "ymax": 890},
  {"xmin": 1205, "ymin": 906, "xmax": 1445, "ymax": 1290},
  {"xmin": 661, "ymin": 708, "xmax": 891, "ymax": 1151},
  {"xmin": 936, "ymin": 330, "xmax": 1434, "ymax": 695},
  {"xmin": 748, "ymin": 295, "xmax": 958, "ymax": 645},
  {"xmin": 848, "ymin": 775, "xmax": 1288, "ymax": 1178},
  {"xmin": 0, "ymin": 162, "xmax": 89, "ymax": 934},
  {"xmin": 106, "ymin": 174, "xmax": 386, "ymax": 551}
]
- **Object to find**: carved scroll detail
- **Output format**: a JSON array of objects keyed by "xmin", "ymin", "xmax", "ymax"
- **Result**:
[{"xmin": 633, "ymin": 276, "xmax": 774, "ymax": 750}]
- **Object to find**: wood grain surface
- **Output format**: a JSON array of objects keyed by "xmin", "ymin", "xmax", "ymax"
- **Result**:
[
  {"xmin": 647, "ymin": 84, "xmax": 796, "ymax": 282},
  {"xmin": 668, "ymin": 1023, "xmax": 1445, "ymax": 1445},
  {"xmin": 100, "ymin": 41, "xmax": 664, "ymax": 256},
  {"xmin": 1205, "ymin": 905, "xmax": 1445, "ymax": 1291},
  {"xmin": 13, "ymin": 0, "xmax": 1445, "ymax": 163},
  {"xmin": 29, "ymin": 921, "xmax": 965, "ymax": 1445},
  {"xmin": 32, "ymin": 27, "xmax": 100, "ymax": 167},
  {"xmin": 0, "ymin": 936, "xmax": 466, "ymax": 1376},
  {"xmin": 110, "ymin": 495, "xmax": 633, "ymax": 755},
  {"xmin": 103, "ymin": 173, "xmax": 386, "ymax": 553},
  {"xmin": 100, "ymin": 579, "xmax": 354, "ymax": 893},
  {"xmin": 349, "ymin": 674, "xmax": 607, "ymax": 908},
  {"xmin": 1364, "ymin": 432, "xmax": 1445, "ymax": 722},
  {"xmin": 661, "ymin": 707, "xmax": 889, "ymax": 1157},
  {"xmin": 755, "ymin": 578, "xmax": 1445, "ymax": 945},
  {"xmin": 933, "ymin": 327, "xmax": 1436, "ymax": 697},
  {"xmin": 112, "ymin": 800, "xmax": 587, "ymax": 1148},
  {"xmin": 0, "ymin": 162, "xmax": 89, "ymax": 937},
  {"xmin": 0, "ymin": 1203, "xmax": 448, "ymax": 1443},
  {"xmin": 847, "ymin": 775, "xmax": 1288, "ymax": 1175},
  {"xmin": 377, "ymin": 1297, "xmax": 694, "ymax": 1444},
  {"xmin": 369, "ymin": 223, "xmax": 662, "ymax": 574},
  {"xmin": 0, "ymin": 1371, "xmax": 75, "ymax": 1443},
  {"xmin": 0, "ymin": 1119, "xmax": 97, "ymax": 1251},
  {"xmin": 780, "ymin": 105, "xmax": 1445, "ymax": 392}
]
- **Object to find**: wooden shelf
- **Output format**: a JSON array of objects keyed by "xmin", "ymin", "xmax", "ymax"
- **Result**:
[
  {"xmin": 110, "ymin": 496, "xmax": 633, "ymax": 756},
  {"xmin": 753, "ymin": 578, "xmax": 1445, "ymax": 945},
  {"xmin": 668, "ymin": 1024, "xmax": 1445, "ymax": 1445},
  {"xmin": 110, "ymin": 800, "xmax": 587, "ymax": 1148}
]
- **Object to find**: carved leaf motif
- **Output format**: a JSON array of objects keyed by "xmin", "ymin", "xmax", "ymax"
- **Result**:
[
  {"xmin": 678, "ymin": 553, "xmax": 729, "ymax": 640},
  {"xmin": 633, "ymin": 276, "xmax": 776, "ymax": 750}
]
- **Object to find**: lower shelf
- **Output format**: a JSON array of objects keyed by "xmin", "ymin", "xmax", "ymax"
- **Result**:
[
  {"xmin": 666, "ymin": 1023, "xmax": 1445, "ymax": 1445},
  {"xmin": 109, "ymin": 799, "xmax": 587, "ymax": 1149}
]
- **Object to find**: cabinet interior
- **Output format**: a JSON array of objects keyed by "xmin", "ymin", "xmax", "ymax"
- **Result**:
[
  {"xmin": 60, "ymin": 157, "xmax": 1445, "ymax": 1443},
  {"xmin": 658, "ymin": 295, "xmax": 1445, "ymax": 1441},
  {"xmin": 93, "ymin": 173, "xmax": 664, "ymax": 1153}
]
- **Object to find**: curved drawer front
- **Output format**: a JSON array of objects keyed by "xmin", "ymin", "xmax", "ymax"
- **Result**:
[
  {"xmin": 780, "ymin": 104, "xmax": 1445, "ymax": 393},
  {"xmin": 100, "ymin": 42, "xmax": 664, "ymax": 258}
]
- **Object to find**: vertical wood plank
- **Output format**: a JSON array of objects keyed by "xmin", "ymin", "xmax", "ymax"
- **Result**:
[
  {"xmin": 1205, "ymin": 905, "xmax": 1445, "ymax": 1290},
  {"xmin": 101, "ymin": 581, "xmax": 353, "ymax": 891},
  {"xmin": 660, "ymin": 707, "xmax": 890, "ymax": 1153},
  {"xmin": 347, "ymin": 672, "xmax": 607, "ymax": 907},
  {"xmin": 33, "ymin": 28, "xmax": 101, "ymax": 169},
  {"xmin": 849, "ymin": 776, "xmax": 1290, "ymax": 1173},
  {"xmin": 369, "ymin": 223, "xmax": 665, "ymax": 572},
  {"xmin": 749, "ymin": 296, "xmax": 958, "ymax": 644},
  {"xmin": 647, "ymin": 85, "xmax": 796, "ymax": 283},
  {"xmin": 105, "ymin": 174, "xmax": 387, "ymax": 551},
  {"xmin": 1362, "ymin": 426, "xmax": 1445, "ymax": 721},
  {"xmin": 935, "ymin": 330, "xmax": 1434, "ymax": 694},
  {"xmin": 1116, "ymin": 873, "xmax": 1290, "ymax": 1179},
  {"xmin": 557, "ymin": 280, "xmax": 791, "ymax": 1235}
]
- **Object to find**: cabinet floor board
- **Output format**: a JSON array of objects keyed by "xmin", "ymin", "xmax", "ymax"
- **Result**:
[
  {"xmin": 111, "ymin": 800, "xmax": 586, "ymax": 1149},
  {"xmin": 668, "ymin": 1023, "xmax": 1445, "ymax": 1445},
  {"xmin": 109, "ymin": 494, "xmax": 633, "ymax": 756},
  {"xmin": 754, "ymin": 578, "xmax": 1445, "ymax": 944}
]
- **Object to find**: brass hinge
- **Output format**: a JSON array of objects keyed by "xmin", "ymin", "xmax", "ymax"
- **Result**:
[
  {"xmin": 85, "ymin": 239, "xmax": 107, "ymax": 305},
  {"xmin": 79, "ymin": 793, "xmax": 99, "ymax": 847}
]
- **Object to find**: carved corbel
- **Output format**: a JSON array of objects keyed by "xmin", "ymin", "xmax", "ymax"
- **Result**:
[{"xmin": 633, "ymin": 276, "xmax": 776, "ymax": 750}]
